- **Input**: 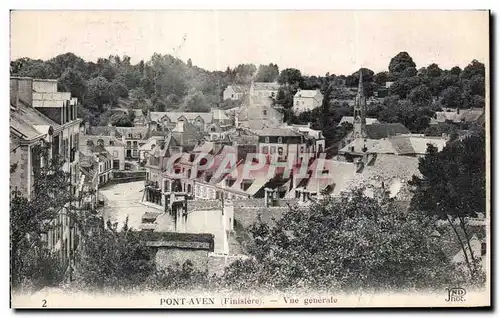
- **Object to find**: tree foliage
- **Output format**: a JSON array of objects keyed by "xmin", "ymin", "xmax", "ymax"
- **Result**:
[{"xmin": 220, "ymin": 190, "xmax": 463, "ymax": 292}]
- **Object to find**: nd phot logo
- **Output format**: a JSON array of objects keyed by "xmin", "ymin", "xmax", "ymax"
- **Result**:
[{"xmin": 445, "ymin": 287, "xmax": 466, "ymax": 302}]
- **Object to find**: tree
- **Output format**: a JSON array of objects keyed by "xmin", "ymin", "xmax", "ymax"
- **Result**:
[
  {"xmin": 184, "ymin": 91, "xmax": 210, "ymax": 112},
  {"xmin": 10, "ymin": 143, "xmax": 77, "ymax": 289},
  {"xmin": 254, "ymin": 63, "xmax": 279, "ymax": 82},
  {"xmin": 440, "ymin": 86, "xmax": 462, "ymax": 108},
  {"xmin": 58, "ymin": 68, "xmax": 87, "ymax": 102},
  {"xmin": 111, "ymin": 80, "xmax": 129, "ymax": 99},
  {"xmin": 408, "ymin": 84, "xmax": 432, "ymax": 106},
  {"xmin": 278, "ymin": 68, "xmax": 303, "ymax": 86},
  {"xmin": 74, "ymin": 218, "xmax": 155, "ymax": 291},
  {"xmin": 426, "ymin": 63, "xmax": 443, "ymax": 78},
  {"xmin": 409, "ymin": 130, "xmax": 486, "ymax": 279},
  {"xmin": 221, "ymin": 190, "xmax": 462, "ymax": 292},
  {"xmin": 85, "ymin": 76, "xmax": 117, "ymax": 110},
  {"xmin": 461, "ymin": 59, "xmax": 485, "ymax": 79},
  {"xmin": 388, "ymin": 52, "xmax": 416, "ymax": 75},
  {"xmin": 389, "ymin": 77, "xmax": 421, "ymax": 98},
  {"xmin": 373, "ymin": 71, "xmax": 389, "ymax": 86}
]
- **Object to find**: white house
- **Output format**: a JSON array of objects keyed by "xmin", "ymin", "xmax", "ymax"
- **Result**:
[
  {"xmin": 223, "ymin": 85, "xmax": 245, "ymax": 101},
  {"xmin": 293, "ymin": 89, "xmax": 324, "ymax": 113}
]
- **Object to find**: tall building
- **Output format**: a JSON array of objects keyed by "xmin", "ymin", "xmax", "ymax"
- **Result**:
[{"xmin": 353, "ymin": 69, "xmax": 367, "ymax": 139}]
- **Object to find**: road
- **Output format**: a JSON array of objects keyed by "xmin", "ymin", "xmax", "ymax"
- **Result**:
[{"xmin": 99, "ymin": 181, "xmax": 150, "ymax": 231}]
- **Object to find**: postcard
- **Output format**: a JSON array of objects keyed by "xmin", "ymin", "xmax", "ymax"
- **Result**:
[{"xmin": 9, "ymin": 10, "xmax": 490, "ymax": 308}]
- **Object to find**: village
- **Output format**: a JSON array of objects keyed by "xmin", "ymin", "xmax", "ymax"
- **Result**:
[{"xmin": 10, "ymin": 63, "xmax": 487, "ymax": 284}]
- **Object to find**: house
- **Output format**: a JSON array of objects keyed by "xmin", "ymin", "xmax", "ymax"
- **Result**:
[
  {"xmin": 79, "ymin": 138, "xmax": 113, "ymax": 186},
  {"xmin": 144, "ymin": 135, "xmax": 183, "ymax": 203},
  {"xmin": 249, "ymin": 81, "xmax": 281, "ymax": 102},
  {"xmin": 10, "ymin": 76, "xmax": 83, "ymax": 265},
  {"xmin": 223, "ymin": 85, "xmax": 245, "ymax": 101},
  {"xmin": 293, "ymin": 89, "xmax": 324, "ymax": 113},
  {"xmin": 139, "ymin": 135, "xmax": 166, "ymax": 162},
  {"xmin": 148, "ymin": 109, "xmax": 231, "ymax": 133},
  {"xmin": 79, "ymin": 135, "xmax": 126, "ymax": 170},
  {"xmin": 85, "ymin": 125, "xmax": 149, "ymax": 160},
  {"xmin": 281, "ymin": 123, "xmax": 326, "ymax": 155},
  {"xmin": 115, "ymin": 126, "xmax": 149, "ymax": 159},
  {"xmin": 252, "ymin": 127, "xmax": 312, "ymax": 165}
]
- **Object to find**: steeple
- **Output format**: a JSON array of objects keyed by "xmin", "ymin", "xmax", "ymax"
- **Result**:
[{"xmin": 353, "ymin": 69, "xmax": 367, "ymax": 139}]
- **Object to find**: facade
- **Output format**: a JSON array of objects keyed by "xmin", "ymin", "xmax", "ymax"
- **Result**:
[
  {"xmin": 79, "ymin": 135, "xmax": 126, "ymax": 170},
  {"xmin": 10, "ymin": 76, "xmax": 83, "ymax": 266},
  {"xmin": 79, "ymin": 138, "xmax": 113, "ymax": 186},
  {"xmin": 223, "ymin": 85, "xmax": 245, "ymax": 101},
  {"xmin": 293, "ymin": 89, "xmax": 324, "ymax": 113}
]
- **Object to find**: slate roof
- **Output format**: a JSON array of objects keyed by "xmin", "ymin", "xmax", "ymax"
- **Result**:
[
  {"xmin": 10, "ymin": 101, "xmax": 59, "ymax": 140},
  {"xmin": 343, "ymin": 154, "xmax": 421, "ymax": 199},
  {"xmin": 294, "ymin": 89, "xmax": 322, "ymax": 98},
  {"xmin": 365, "ymin": 123, "xmax": 411, "ymax": 139},
  {"xmin": 250, "ymin": 127, "xmax": 303, "ymax": 137},
  {"xmin": 338, "ymin": 116, "xmax": 380, "ymax": 126},
  {"xmin": 150, "ymin": 111, "xmax": 213, "ymax": 123},
  {"xmin": 304, "ymin": 159, "xmax": 357, "ymax": 195}
]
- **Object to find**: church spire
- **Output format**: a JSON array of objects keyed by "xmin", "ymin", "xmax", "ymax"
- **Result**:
[{"xmin": 353, "ymin": 69, "xmax": 367, "ymax": 139}]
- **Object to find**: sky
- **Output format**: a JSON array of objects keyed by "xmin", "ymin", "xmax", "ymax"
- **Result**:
[{"xmin": 10, "ymin": 10, "xmax": 489, "ymax": 76}]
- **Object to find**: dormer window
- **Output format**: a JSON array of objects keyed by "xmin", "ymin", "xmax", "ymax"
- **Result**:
[
  {"xmin": 109, "ymin": 140, "xmax": 114, "ymax": 146},
  {"xmin": 262, "ymin": 110, "xmax": 267, "ymax": 116},
  {"xmin": 278, "ymin": 137, "xmax": 283, "ymax": 144},
  {"xmin": 265, "ymin": 137, "xmax": 270, "ymax": 143}
]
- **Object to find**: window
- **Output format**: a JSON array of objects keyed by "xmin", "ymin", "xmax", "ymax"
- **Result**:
[
  {"xmin": 113, "ymin": 160, "xmax": 120, "ymax": 170},
  {"xmin": 296, "ymin": 101, "xmax": 299, "ymax": 106},
  {"xmin": 262, "ymin": 110, "xmax": 267, "ymax": 116},
  {"xmin": 277, "ymin": 137, "xmax": 283, "ymax": 144},
  {"xmin": 262, "ymin": 146, "xmax": 269, "ymax": 154},
  {"xmin": 97, "ymin": 139, "xmax": 104, "ymax": 146},
  {"xmin": 133, "ymin": 141, "xmax": 138, "ymax": 148},
  {"xmin": 270, "ymin": 146, "xmax": 276, "ymax": 154},
  {"xmin": 99, "ymin": 165, "xmax": 102, "ymax": 173},
  {"xmin": 113, "ymin": 151, "xmax": 118, "ymax": 157},
  {"xmin": 210, "ymin": 126, "xmax": 216, "ymax": 132},
  {"xmin": 265, "ymin": 137, "xmax": 270, "ymax": 143},
  {"xmin": 271, "ymin": 92, "xmax": 275, "ymax": 97},
  {"xmin": 110, "ymin": 140, "xmax": 114, "ymax": 146},
  {"xmin": 127, "ymin": 141, "xmax": 131, "ymax": 148}
]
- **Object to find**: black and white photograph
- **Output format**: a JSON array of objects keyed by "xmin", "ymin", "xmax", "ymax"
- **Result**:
[{"xmin": 8, "ymin": 10, "xmax": 490, "ymax": 308}]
